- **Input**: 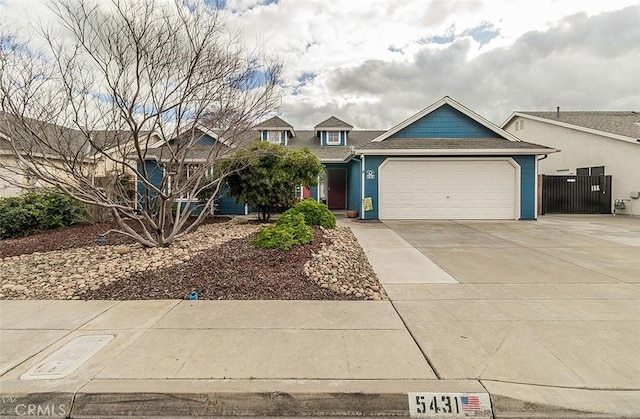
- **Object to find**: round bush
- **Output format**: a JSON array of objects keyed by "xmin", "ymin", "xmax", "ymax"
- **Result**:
[
  {"xmin": 0, "ymin": 190, "xmax": 89, "ymax": 239},
  {"xmin": 253, "ymin": 212, "xmax": 313, "ymax": 251},
  {"xmin": 284, "ymin": 198, "xmax": 335, "ymax": 229}
]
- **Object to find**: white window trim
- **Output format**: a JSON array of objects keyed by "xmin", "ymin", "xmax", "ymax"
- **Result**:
[
  {"xmin": 169, "ymin": 164, "xmax": 212, "ymax": 200},
  {"xmin": 326, "ymin": 131, "xmax": 341, "ymax": 145}
]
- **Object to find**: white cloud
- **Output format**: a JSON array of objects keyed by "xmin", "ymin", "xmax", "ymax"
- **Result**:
[{"xmin": 3, "ymin": 0, "xmax": 639, "ymax": 129}]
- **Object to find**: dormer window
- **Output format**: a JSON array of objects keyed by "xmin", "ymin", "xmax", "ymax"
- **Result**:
[
  {"xmin": 255, "ymin": 116, "xmax": 295, "ymax": 146},
  {"xmin": 314, "ymin": 116, "xmax": 353, "ymax": 148},
  {"xmin": 266, "ymin": 130, "xmax": 282, "ymax": 144},
  {"xmin": 326, "ymin": 131, "xmax": 340, "ymax": 145}
]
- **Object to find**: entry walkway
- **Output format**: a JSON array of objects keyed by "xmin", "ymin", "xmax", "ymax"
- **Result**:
[{"xmin": 344, "ymin": 220, "xmax": 457, "ymax": 284}]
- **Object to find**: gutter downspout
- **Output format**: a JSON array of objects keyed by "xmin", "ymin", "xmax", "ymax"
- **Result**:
[
  {"xmin": 536, "ymin": 154, "xmax": 549, "ymax": 219},
  {"xmin": 360, "ymin": 154, "xmax": 365, "ymax": 220}
]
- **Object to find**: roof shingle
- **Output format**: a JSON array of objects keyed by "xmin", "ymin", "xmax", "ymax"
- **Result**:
[
  {"xmin": 519, "ymin": 111, "xmax": 640, "ymax": 139},
  {"xmin": 254, "ymin": 116, "xmax": 294, "ymax": 129},
  {"xmin": 314, "ymin": 116, "xmax": 353, "ymax": 130},
  {"xmin": 359, "ymin": 137, "xmax": 554, "ymax": 151}
]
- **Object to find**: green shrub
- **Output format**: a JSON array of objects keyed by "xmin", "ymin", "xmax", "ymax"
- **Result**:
[
  {"xmin": 252, "ymin": 212, "xmax": 313, "ymax": 251},
  {"xmin": 0, "ymin": 190, "xmax": 89, "ymax": 239},
  {"xmin": 284, "ymin": 198, "xmax": 335, "ymax": 229}
]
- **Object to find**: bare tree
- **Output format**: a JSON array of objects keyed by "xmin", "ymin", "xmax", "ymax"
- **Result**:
[{"xmin": 0, "ymin": 0, "xmax": 281, "ymax": 247}]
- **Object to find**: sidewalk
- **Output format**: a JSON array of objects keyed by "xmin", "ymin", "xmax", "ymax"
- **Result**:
[{"xmin": 0, "ymin": 300, "xmax": 484, "ymax": 417}]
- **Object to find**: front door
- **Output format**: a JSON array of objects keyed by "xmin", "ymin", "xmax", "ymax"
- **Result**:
[{"xmin": 327, "ymin": 168, "xmax": 347, "ymax": 210}]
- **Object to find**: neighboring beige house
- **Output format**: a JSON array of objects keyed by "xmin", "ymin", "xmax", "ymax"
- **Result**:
[
  {"xmin": 0, "ymin": 128, "xmax": 74, "ymax": 197},
  {"xmin": 502, "ymin": 110, "xmax": 640, "ymax": 216},
  {"xmin": 0, "ymin": 112, "xmax": 154, "ymax": 198}
]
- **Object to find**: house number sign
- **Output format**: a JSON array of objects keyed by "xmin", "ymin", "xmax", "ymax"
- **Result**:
[{"xmin": 366, "ymin": 170, "xmax": 375, "ymax": 180}]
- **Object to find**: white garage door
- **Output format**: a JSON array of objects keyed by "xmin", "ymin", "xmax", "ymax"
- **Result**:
[{"xmin": 379, "ymin": 159, "xmax": 518, "ymax": 219}]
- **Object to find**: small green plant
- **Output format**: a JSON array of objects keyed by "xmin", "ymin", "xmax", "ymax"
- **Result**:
[
  {"xmin": 284, "ymin": 198, "xmax": 335, "ymax": 229},
  {"xmin": 252, "ymin": 212, "xmax": 313, "ymax": 251},
  {"xmin": 0, "ymin": 190, "xmax": 89, "ymax": 239}
]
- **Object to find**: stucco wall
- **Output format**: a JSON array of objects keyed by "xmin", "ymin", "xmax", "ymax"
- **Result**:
[
  {"xmin": 504, "ymin": 117, "xmax": 640, "ymax": 215},
  {"xmin": 0, "ymin": 155, "xmax": 83, "ymax": 198},
  {"xmin": 0, "ymin": 156, "xmax": 24, "ymax": 197}
]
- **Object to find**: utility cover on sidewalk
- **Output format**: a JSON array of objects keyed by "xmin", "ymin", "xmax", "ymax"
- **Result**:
[{"xmin": 21, "ymin": 335, "xmax": 114, "ymax": 380}]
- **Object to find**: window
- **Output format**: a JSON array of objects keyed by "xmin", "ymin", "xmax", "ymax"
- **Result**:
[
  {"xmin": 326, "ymin": 131, "xmax": 340, "ymax": 145},
  {"xmin": 576, "ymin": 167, "xmax": 590, "ymax": 176},
  {"xmin": 577, "ymin": 166, "xmax": 605, "ymax": 176},
  {"xmin": 267, "ymin": 130, "xmax": 281, "ymax": 144},
  {"xmin": 168, "ymin": 164, "xmax": 205, "ymax": 198},
  {"xmin": 514, "ymin": 119, "xmax": 525, "ymax": 131}
]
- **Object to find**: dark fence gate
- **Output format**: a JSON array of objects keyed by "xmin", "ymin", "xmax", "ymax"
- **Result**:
[{"xmin": 542, "ymin": 175, "xmax": 612, "ymax": 214}]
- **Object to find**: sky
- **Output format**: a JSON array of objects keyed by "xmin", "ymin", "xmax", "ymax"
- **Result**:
[{"xmin": 2, "ymin": 0, "xmax": 639, "ymax": 129}]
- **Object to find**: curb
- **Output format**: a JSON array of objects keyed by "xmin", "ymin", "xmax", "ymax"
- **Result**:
[
  {"xmin": 0, "ymin": 392, "xmax": 73, "ymax": 418},
  {"xmin": 1, "ymin": 379, "xmax": 489, "ymax": 418},
  {"xmin": 72, "ymin": 391, "xmax": 409, "ymax": 417},
  {"xmin": 2, "ymin": 387, "xmax": 638, "ymax": 418}
]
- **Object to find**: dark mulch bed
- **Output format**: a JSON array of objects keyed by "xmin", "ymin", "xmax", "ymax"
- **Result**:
[
  {"xmin": 80, "ymin": 227, "xmax": 350, "ymax": 301},
  {"xmin": 0, "ymin": 216, "xmax": 230, "ymax": 259}
]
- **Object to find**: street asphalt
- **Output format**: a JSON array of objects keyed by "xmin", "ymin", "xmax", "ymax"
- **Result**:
[{"xmin": 0, "ymin": 214, "xmax": 639, "ymax": 417}]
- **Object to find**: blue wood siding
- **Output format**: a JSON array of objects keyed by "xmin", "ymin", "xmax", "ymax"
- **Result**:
[
  {"xmin": 363, "ymin": 156, "xmax": 387, "ymax": 219},
  {"xmin": 136, "ymin": 160, "xmax": 164, "ymax": 210},
  {"xmin": 347, "ymin": 158, "xmax": 361, "ymax": 211},
  {"xmin": 212, "ymin": 184, "xmax": 245, "ymax": 215},
  {"xmin": 310, "ymin": 185, "xmax": 319, "ymax": 201},
  {"xmin": 216, "ymin": 197, "xmax": 245, "ymax": 215},
  {"xmin": 513, "ymin": 155, "xmax": 536, "ymax": 220},
  {"xmin": 394, "ymin": 104, "xmax": 496, "ymax": 138},
  {"xmin": 195, "ymin": 134, "xmax": 216, "ymax": 146},
  {"xmin": 136, "ymin": 161, "xmax": 247, "ymax": 215}
]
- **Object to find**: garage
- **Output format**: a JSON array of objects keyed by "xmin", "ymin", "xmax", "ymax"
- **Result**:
[{"xmin": 378, "ymin": 158, "xmax": 519, "ymax": 219}]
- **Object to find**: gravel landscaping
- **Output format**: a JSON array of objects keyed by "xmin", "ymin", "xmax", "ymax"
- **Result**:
[{"xmin": 0, "ymin": 218, "xmax": 386, "ymax": 301}]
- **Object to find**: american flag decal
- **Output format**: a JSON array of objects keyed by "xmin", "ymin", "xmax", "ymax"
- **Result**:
[{"xmin": 461, "ymin": 395, "xmax": 481, "ymax": 412}]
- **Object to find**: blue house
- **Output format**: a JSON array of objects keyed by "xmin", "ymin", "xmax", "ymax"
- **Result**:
[{"xmin": 138, "ymin": 96, "xmax": 555, "ymax": 220}]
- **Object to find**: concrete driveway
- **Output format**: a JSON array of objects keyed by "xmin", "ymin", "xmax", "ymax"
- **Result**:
[{"xmin": 349, "ymin": 215, "xmax": 640, "ymax": 416}]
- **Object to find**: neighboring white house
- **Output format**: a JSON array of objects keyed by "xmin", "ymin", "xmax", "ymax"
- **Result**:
[{"xmin": 502, "ymin": 110, "xmax": 640, "ymax": 216}]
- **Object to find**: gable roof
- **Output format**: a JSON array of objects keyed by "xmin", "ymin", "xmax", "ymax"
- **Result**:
[
  {"xmin": 140, "ymin": 128, "xmax": 258, "ymax": 162},
  {"xmin": 503, "ymin": 111, "xmax": 640, "ymax": 144},
  {"xmin": 255, "ymin": 116, "xmax": 294, "ymax": 129},
  {"xmin": 0, "ymin": 111, "xmax": 147, "ymax": 159},
  {"xmin": 373, "ymin": 96, "xmax": 523, "ymax": 143},
  {"xmin": 254, "ymin": 115, "xmax": 296, "ymax": 138},
  {"xmin": 314, "ymin": 116, "xmax": 353, "ymax": 130}
]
